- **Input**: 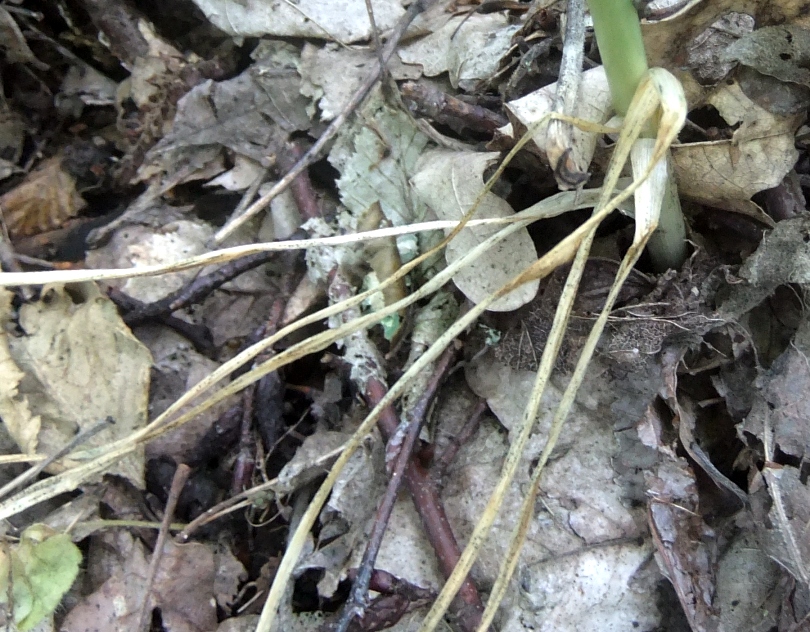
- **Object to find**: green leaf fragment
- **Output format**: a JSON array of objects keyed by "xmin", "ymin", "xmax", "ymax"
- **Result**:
[{"xmin": 0, "ymin": 524, "xmax": 82, "ymax": 631}]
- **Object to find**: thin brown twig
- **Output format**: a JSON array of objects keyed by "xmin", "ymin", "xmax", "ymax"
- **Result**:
[
  {"xmin": 231, "ymin": 385, "xmax": 257, "ymax": 496},
  {"xmin": 325, "ymin": 265, "xmax": 485, "ymax": 631},
  {"xmin": 213, "ymin": 0, "xmax": 437, "ymax": 243},
  {"xmin": 432, "ymin": 398, "xmax": 489, "ymax": 478},
  {"xmin": 217, "ymin": 168, "xmax": 270, "ymax": 231},
  {"xmin": 366, "ymin": 379, "xmax": 486, "ymax": 632},
  {"xmin": 277, "ymin": 140, "xmax": 323, "ymax": 221},
  {"xmin": 174, "ymin": 434, "xmax": 344, "ymax": 542},
  {"xmin": 108, "ymin": 288, "xmax": 215, "ymax": 354},
  {"xmin": 334, "ymin": 345, "xmax": 459, "ymax": 632},
  {"xmin": 399, "ymin": 81, "xmax": 508, "ymax": 136},
  {"xmin": 121, "ymin": 251, "xmax": 277, "ymax": 325},
  {"xmin": 326, "ymin": 569, "xmax": 435, "ymax": 632},
  {"xmin": 137, "ymin": 463, "xmax": 192, "ymax": 632},
  {"xmin": 363, "ymin": 0, "xmax": 387, "ymax": 81}
]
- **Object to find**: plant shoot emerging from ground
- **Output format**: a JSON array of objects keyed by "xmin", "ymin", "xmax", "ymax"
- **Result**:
[{"xmin": 587, "ymin": 0, "xmax": 687, "ymax": 270}]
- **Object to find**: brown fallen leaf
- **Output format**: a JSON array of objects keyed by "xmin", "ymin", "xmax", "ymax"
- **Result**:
[
  {"xmin": 647, "ymin": 459, "xmax": 721, "ymax": 632},
  {"xmin": 0, "ymin": 156, "xmax": 86, "ymax": 239},
  {"xmin": 672, "ymin": 79, "xmax": 801, "ymax": 215},
  {"xmin": 62, "ymin": 529, "xmax": 227, "ymax": 632}
]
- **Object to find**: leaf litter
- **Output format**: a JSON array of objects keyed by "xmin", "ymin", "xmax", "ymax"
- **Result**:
[{"xmin": 1, "ymin": 1, "xmax": 810, "ymax": 631}]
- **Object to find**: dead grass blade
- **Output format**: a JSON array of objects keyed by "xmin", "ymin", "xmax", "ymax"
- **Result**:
[{"xmin": 420, "ymin": 67, "xmax": 687, "ymax": 632}]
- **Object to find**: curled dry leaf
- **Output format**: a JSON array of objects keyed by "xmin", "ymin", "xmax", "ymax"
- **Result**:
[
  {"xmin": 647, "ymin": 460, "xmax": 721, "ymax": 632},
  {"xmin": 741, "ymin": 312, "xmax": 810, "ymax": 584},
  {"xmin": 671, "ymin": 79, "xmax": 800, "ymax": 216},
  {"xmin": 0, "ymin": 156, "xmax": 86, "ymax": 239},
  {"xmin": 411, "ymin": 149, "xmax": 539, "ymax": 311},
  {"xmin": 299, "ymin": 43, "xmax": 420, "ymax": 122},
  {"xmin": 743, "ymin": 314, "xmax": 810, "ymax": 463},
  {"xmin": 504, "ymin": 66, "xmax": 612, "ymax": 180},
  {"xmin": 757, "ymin": 465, "xmax": 810, "ymax": 585},
  {"xmin": 142, "ymin": 40, "xmax": 309, "ymax": 185},
  {"xmin": 0, "ymin": 284, "xmax": 151, "ymax": 486},
  {"xmin": 398, "ymin": 13, "xmax": 516, "ymax": 90}
]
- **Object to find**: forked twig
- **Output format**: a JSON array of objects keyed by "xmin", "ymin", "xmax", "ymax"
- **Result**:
[{"xmin": 334, "ymin": 346, "xmax": 468, "ymax": 632}]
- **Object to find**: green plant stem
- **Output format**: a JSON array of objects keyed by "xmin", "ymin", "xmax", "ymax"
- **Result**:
[
  {"xmin": 647, "ymin": 157, "xmax": 687, "ymax": 270},
  {"xmin": 586, "ymin": 0, "xmax": 648, "ymax": 116},
  {"xmin": 586, "ymin": 0, "xmax": 687, "ymax": 269}
]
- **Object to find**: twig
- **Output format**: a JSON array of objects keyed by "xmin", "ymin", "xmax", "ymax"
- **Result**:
[
  {"xmin": 364, "ymin": 0, "xmax": 387, "ymax": 81},
  {"xmin": 277, "ymin": 139, "xmax": 323, "ymax": 221},
  {"xmin": 137, "ymin": 463, "xmax": 191, "ymax": 632},
  {"xmin": 548, "ymin": 0, "xmax": 588, "ymax": 188},
  {"xmin": 108, "ymin": 288, "xmax": 214, "ymax": 354},
  {"xmin": 0, "ymin": 417, "xmax": 115, "ymax": 501},
  {"xmin": 228, "ymin": 168, "xmax": 269, "ymax": 224},
  {"xmin": 324, "ymin": 268, "xmax": 484, "ymax": 631},
  {"xmin": 399, "ymin": 82, "xmax": 507, "ymax": 135},
  {"xmin": 231, "ymin": 386, "xmax": 257, "ymax": 496},
  {"xmin": 324, "ymin": 569, "xmax": 435, "ymax": 632},
  {"xmin": 279, "ymin": 0, "xmax": 353, "ymax": 49},
  {"xmin": 334, "ymin": 346, "xmax": 458, "ymax": 632},
  {"xmin": 432, "ymin": 399, "xmax": 488, "ymax": 478},
  {"xmin": 231, "ymin": 247, "xmax": 301, "ymax": 492},
  {"xmin": 365, "ymin": 379, "xmax": 486, "ymax": 632},
  {"xmin": 175, "ymin": 441, "xmax": 346, "ymax": 542},
  {"xmin": 213, "ymin": 0, "xmax": 436, "ymax": 243},
  {"xmin": 121, "ymin": 251, "xmax": 277, "ymax": 325}
]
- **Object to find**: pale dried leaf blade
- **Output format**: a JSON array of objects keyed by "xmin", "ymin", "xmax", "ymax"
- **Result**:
[
  {"xmin": 0, "ymin": 283, "xmax": 151, "ymax": 486},
  {"xmin": 411, "ymin": 149, "xmax": 539, "ymax": 311}
]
